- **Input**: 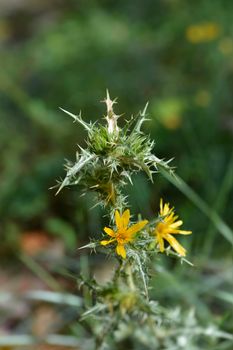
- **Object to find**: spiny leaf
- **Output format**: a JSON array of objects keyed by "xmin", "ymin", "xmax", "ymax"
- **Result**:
[
  {"xmin": 133, "ymin": 102, "xmax": 150, "ymax": 133},
  {"xmin": 59, "ymin": 107, "xmax": 92, "ymax": 132},
  {"xmin": 56, "ymin": 154, "xmax": 95, "ymax": 195}
]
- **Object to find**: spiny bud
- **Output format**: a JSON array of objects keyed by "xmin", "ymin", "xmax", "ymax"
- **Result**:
[
  {"xmin": 102, "ymin": 89, "xmax": 119, "ymax": 135},
  {"xmin": 56, "ymin": 92, "xmax": 172, "ymax": 209}
]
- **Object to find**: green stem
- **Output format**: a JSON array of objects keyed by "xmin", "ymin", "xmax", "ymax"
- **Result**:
[
  {"xmin": 125, "ymin": 262, "xmax": 136, "ymax": 291},
  {"xmin": 135, "ymin": 254, "xmax": 149, "ymax": 300}
]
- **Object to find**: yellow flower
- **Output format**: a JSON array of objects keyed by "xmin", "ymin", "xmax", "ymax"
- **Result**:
[
  {"xmin": 154, "ymin": 199, "xmax": 192, "ymax": 256},
  {"xmin": 186, "ymin": 22, "xmax": 220, "ymax": 44},
  {"xmin": 101, "ymin": 209, "xmax": 148, "ymax": 259}
]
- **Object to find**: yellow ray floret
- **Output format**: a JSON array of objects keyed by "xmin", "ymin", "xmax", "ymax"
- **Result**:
[
  {"xmin": 155, "ymin": 199, "xmax": 192, "ymax": 256},
  {"xmin": 101, "ymin": 209, "xmax": 148, "ymax": 259}
]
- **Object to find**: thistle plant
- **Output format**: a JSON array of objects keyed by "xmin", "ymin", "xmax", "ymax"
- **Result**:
[{"xmin": 55, "ymin": 92, "xmax": 232, "ymax": 350}]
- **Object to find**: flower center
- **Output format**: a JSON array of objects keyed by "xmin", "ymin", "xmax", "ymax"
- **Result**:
[
  {"xmin": 116, "ymin": 229, "xmax": 127, "ymax": 244},
  {"xmin": 156, "ymin": 222, "xmax": 167, "ymax": 236}
]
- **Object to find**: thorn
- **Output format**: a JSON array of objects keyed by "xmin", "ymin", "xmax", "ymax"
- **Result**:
[
  {"xmin": 141, "ymin": 102, "xmax": 149, "ymax": 116},
  {"xmin": 59, "ymin": 107, "xmax": 91, "ymax": 132},
  {"xmin": 55, "ymin": 185, "xmax": 63, "ymax": 196},
  {"xmin": 101, "ymin": 90, "xmax": 117, "ymax": 114}
]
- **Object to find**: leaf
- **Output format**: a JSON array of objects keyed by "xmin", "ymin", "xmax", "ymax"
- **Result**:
[
  {"xmin": 56, "ymin": 154, "xmax": 95, "ymax": 195},
  {"xmin": 133, "ymin": 102, "xmax": 150, "ymax": 133},
  {"xmin": 0, "ymin": 335, "xmax": 81, "ymax": 348},
  {"xmin": 59, "ymin": 107, "xmax": 91, "ymax": 132},
  {"xmin": 26, "ymin": 290, "xmax": 83, "ymax": 306}
]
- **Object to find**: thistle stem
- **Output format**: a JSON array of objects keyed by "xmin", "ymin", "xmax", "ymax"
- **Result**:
[{"xmin": 126, "ymin": 263, "xmax": 136, "ymax": 291}]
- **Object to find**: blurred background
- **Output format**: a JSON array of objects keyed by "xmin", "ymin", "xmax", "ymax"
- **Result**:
[{"xmin": 0, "ymin": 0, "xmax": 232, "ymax": 348}]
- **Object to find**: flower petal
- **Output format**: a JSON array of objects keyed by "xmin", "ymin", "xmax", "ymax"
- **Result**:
[
  {"xmin": 122, "ymin": 209, "xmax": 130, "ymax": 228},
  {"xmin": 171, "ymin": 229, "xmax": 192, "ymax": 235},
  {"xmin": 160, "ymin": 198, "xmax": 164, "ymax": 213},
  {"xmin": 160, "ymin": 199, "xmax": 172, "ymax": 217},
  {"xmin": 126, "ymin": 220, "xmax": 148, "ymax": 237},
  {"xmin": 169, "ymin": 220, "xmax": 183, "ymax": 228},
  {"xmin": 165, "ymin": 234, "xmax": 186, "ymax": 256},
  {"xmin": 116, "ymin": 244, "xmax": 126, "ymax": 259},
  {"xmin": 104, "ymin": 227, "xmax": 115, "ymax": 237},
  {"xmin": 163, "ymin": 203, "xmax": 170, "ymax": 216},
  {"xmin": 165, "ymin": 213, "xmax": 178, "ymax": 224},
  {"xmin": 115, "ymin": 210, "xmax": 123, "ymax": 230},
  {"xmin": 156, "ymin": 235, "xmax": 165, "ymax": 252},
  {"xmin": 100, "ymin": 239, "xmax": 115, "ymax": 246}
]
